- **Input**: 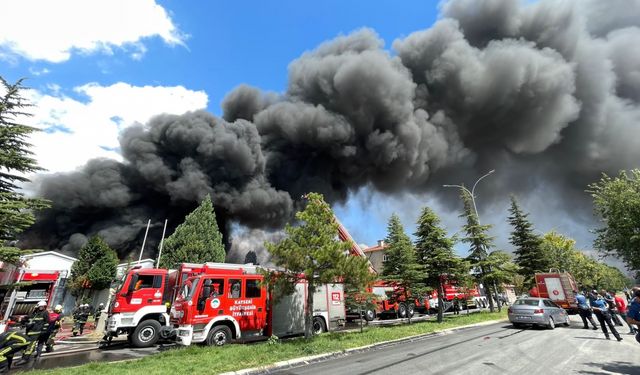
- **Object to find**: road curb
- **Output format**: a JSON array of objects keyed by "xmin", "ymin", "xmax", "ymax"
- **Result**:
[{"xmin": 219, "ymin": 318, "xmax": 508, "ymax": 375}]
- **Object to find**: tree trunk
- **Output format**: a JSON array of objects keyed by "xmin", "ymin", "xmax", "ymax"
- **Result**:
[
  {"xmin": 480, "ymin": 267, "xmax": 495, "ymax": 313},
  {"xmin": 305, "ymin": 279, "xmax": 314, "ymax": 339},
  {"xmin": 437, "ymin": 281, "xmax": 444, "ymax": 323}
]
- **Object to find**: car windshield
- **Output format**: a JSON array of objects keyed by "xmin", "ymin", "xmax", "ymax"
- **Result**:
[
  {"xmin": 177, "ymin": 278, "xmax": 199, "ymax": 301},
  {"xmin": 514, "ymin": 299, "xmax": 540, "ymax": 306}
]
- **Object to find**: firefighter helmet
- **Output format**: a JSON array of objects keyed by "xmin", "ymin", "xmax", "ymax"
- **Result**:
[
  {"xmin": 54, "ymin": 304, "xmax": 63, "ymax": 313},
  {"xmin": 37, "ymin": 300, "xmax": 47, "ymax": 308}
]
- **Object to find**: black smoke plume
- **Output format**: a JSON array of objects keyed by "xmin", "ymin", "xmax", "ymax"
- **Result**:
[{"xmin": 22, "ymin": 0, "xmax": 640, "ymax": 260}]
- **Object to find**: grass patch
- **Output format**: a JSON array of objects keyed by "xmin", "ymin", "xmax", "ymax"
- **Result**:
[{"xmin": 31, "ymin": 310, "xmax": 506, "ymax": 375}]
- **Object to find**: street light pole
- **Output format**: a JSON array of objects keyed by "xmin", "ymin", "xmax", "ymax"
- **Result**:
[{"xmin": 444, "ymin": 170, "xmax": 499, "ymax": 312}]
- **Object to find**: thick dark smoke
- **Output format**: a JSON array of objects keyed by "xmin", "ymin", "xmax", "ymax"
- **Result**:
[{"xmin": 23, "ymin": 0, "xmax": 640, "ymax": 261}]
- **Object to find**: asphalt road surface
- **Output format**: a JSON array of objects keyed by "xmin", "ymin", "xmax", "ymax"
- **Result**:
[{"xmin": 270, "ymin": 316, "xmax": 640, "ymax": 375}]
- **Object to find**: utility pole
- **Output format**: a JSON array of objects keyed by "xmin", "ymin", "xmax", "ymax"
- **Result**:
[{"xmin": 444, "ymin": 169, "xmax": 500, "ymax": 312}]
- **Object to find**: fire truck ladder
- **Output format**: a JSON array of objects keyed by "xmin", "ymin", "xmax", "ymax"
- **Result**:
[
  {"xmin": 335, "ymin": 217, "xmax": 377, "ymax": 274},
  {"xmin": 559, "ymin": 273, "xmax": 576, "ymax": 302}
]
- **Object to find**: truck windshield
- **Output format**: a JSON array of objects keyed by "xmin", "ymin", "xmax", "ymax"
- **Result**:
[{"xmin": 177, "ymin": 278, "xmax": 199, "ymax": 301}]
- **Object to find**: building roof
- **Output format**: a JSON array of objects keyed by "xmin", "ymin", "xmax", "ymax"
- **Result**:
[
  {"xmin": 363, "ymin": 244, "xmax": 388, "ymax": 253},
  {"xmin": 22, "ymin": 251, "xmax": 77, "ymax": 262}
]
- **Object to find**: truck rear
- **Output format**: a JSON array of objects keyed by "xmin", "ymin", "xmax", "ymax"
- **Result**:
[{"xmin": 531, "ymin": 272, "xmax": 578, "ymax": 313}]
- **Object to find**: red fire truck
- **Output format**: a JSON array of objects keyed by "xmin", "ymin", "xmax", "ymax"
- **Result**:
[
  {"xmin": 168, "ymin": 263, "xmax": 345, "ymax": 346},
  {"xmin": 104, "ymin": 263, "xmax": 208, "ymax": 347},
  {"xmin": 1, "ymin": 270, "xmax": 64, "ymax": 330},
  {"xmin": 529, "ymin": 271, "xmax": 578, "ymax": 313},
  {"xmin": 105, "ymin": 262, "xmax": 345, "ymax": 347},
  {"xmin": 424, "ymin": 277, "xmax": 487, "ymax": 313}
]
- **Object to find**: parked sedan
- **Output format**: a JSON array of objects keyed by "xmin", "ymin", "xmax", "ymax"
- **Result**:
[{"xmin": 508, "ymin": 297, "xmax": 570, "ymax": 329}]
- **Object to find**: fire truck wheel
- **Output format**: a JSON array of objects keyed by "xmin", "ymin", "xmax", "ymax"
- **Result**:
[
  {"xmin": 363, "ymin": 309, "xmax": 376, "ymax": 322},
  {"xmin": 131, "ymin": 320, "xmax": 161, "ymax": 348},
  {"xmin": 312, "ymin": 317, "xmax": 326, "ymax": 335},
  {"xmin": 397, "ymin": 303, "xmax": 408, "ymax": 319},
  {"xmin": 547, "ymin": 317, "xmax": 555, "ymax": 330},
  {"xmin": 407, "ymin": 304, "xmax": 415, "ymax": 318},
  {"xmin": 206, "ymin": 326, "xmax": 232, "ymax": 346}
]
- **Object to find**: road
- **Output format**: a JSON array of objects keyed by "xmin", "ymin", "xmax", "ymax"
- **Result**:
[{"xmin": 269, "ymin": 316, "xmax": 640, "ymax": 375}]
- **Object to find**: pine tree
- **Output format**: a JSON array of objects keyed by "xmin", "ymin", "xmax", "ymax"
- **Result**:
[
  {"xmin": 459, "ymin": 189, "xmax": 496, "ymax": 312},
  {"xmin": 68, "ymin": 236, "xmax": 118, "ymax": 298},
  {"xmin": 507, "ymin": 196, "xmax": 546, "ymax": 287},
  {"xmin": 159, "ymin": 195, "xmax": 225, "ymax": 268},
  {"xmin": 265, "ymin": 193, "xmax": 370, "ymax": 338},
  {"xmin": 381, "ymin": 214, "xmax": 425, "ymax": 322},
  {"xmin": 414, "ymin": 206, "xmax": 463, "ymax": 323},
  {"xmin": 0, "ymin": 77, "xmax": 49, "ymax": 263}
]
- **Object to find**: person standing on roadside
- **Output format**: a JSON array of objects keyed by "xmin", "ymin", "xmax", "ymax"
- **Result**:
[
  {"xmin": 574, "ymin": 290, "xmax": 598, "ymax": 330},
  {"xmin": 591, "ymin": 291, "xmax": 623, "ymax": 341}
]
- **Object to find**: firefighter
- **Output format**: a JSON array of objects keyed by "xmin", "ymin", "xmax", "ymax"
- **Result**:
[
  {"xmin": 21, "ymin": 300, "xmax": 50, "ymax": 363},
  {"xmin": 72, "ymin": 304, "xmax": 90, "ymax": 336},
  {"xmin": 45, "ymin": 305, "xmax": 64, "ymax": 353},
  {"xmin": 0, "ymin": 330, "xmax": 30, "ymax": 373},
  {"xmin": 452, "ymin": 297, "xmax": 460, "ymax": 315}
]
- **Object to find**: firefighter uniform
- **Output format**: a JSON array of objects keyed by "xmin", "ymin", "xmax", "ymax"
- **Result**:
[
  {"xmin": 72, "ymin": 304, "xmax": 90, "ymax": 336},
  {"xmin": 22, "ymin": 301, "xmax": 50, "ymax": 361},
  {"xmin": 0, "ymin": 331, "xmax": 30, "ymax": 373}
]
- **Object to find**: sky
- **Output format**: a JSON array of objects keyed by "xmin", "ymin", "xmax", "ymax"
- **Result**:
[
  {"xmin": 2, "ymin": 0, "xmax": 637, "ymax": 268},
  {"xmin": 0, "ymin": 0, "xmax": 445, "ymax": 246}
]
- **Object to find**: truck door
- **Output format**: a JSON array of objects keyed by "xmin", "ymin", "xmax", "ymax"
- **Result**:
[
  {"xmin": 128, "ymin": 273, "xmax": 163, "ymax": 309},
  {"xmin": 228, "ymin": 278, "xmax": 265, "ymax": 333}
]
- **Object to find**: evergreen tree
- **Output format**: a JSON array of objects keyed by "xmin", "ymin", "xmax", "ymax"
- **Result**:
[
  {"xmin": 159, "ymin": 195, "xmax": 225, "ymax": 268},
  {"xmin": 381, "ymin": 214, "xmax": 425, "ymax": 322},
  {"xmin": 68, "ymin": 236, "xmax": 118, "ymax": 298},
  {"xmin": 414, "ymin": 206, "xmax": 463, "ymax": 323},
  {"xmin": 507, "ymin": 196, "xmax": 546, "ymax": 287},
  {"xmin": 0, "ymin": 77, "xmax": 49, "ymax": 264},
  {"xmin": 265, "ymin": 193, "xmax": 370, "ymax": 338},
  {"xmin": 459, "ymin": 189, "xmax": 496, "ymax": 312}
]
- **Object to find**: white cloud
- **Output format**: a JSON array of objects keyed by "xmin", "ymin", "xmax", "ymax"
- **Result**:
[
  {"xmin": 25, "ymin": 82, "xmax": 208, "ymax": 173},
  {"xmin": 0, "ymin": 0, "xmax": 184, "ymax": 63}
]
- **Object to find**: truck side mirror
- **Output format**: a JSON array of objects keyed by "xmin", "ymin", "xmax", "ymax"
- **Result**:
[
  {"xmin": 127, "ymin": 274, "xmax": 139, "ymax": 295},
  {"xmin": 199, "ymin": 280, "xmax": 212, "ymax": 311}
]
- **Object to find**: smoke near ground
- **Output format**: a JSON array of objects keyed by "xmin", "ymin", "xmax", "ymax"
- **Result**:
[{"xmin": 23, "ymin": 0, "xmax": 640, "ymax": 264}]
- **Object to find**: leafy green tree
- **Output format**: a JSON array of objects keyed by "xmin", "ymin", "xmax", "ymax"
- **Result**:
[
  {"xmin": 265, "ymin": 193, "xmax": 370, "ymax": 338},
  {"xmin": 540, "ymin": 231, "xmax": 575, "ymax": 273},
  {"xmin": 381, "ymin": 214, "xmax": 425, "ymax": 322},
  {"xmin": 159, "ymin": 195, "xmax": 225, "ymax": 268},
  {"xmin": 414, "ymin": 206, "xmax": 463, "ymax": 323},
  {"xmin": 507, "ymin": 196, "xmax": 547, "ymax": 287},
  {"xmin": 68, "ymin": 236, "xmax": 118, "ymax": 298},
  {"xmin": 0, "ymin": 77, "xmax": 49, "ymax": 264},
  {"xmin": 480, "ymin": 250, "xmax": 520, "ymax": 309},
  {"xmin": 459, "ymin": 189, "xmax": 496, "ymax": 312},
  {"xmin": 588, "ymin": 170, "xmax": 640, "ymax": 274},
  {"xmin": 541, "ymin": 231, "xmax": 631, "ymax": 291}
]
